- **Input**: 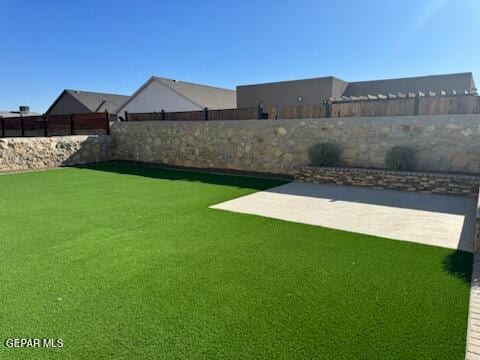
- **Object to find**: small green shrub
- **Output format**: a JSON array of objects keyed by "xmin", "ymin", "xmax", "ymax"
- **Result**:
[
  {"xmin": 385, "ymin": 146, "xmax": 415, "ymax": 170},
  {"xmin": 307, "ymin": 142, "xmax": 341, "ymax": 167}
]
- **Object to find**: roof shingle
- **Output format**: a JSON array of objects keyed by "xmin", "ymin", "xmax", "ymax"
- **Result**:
[
  {"xmin": 153, "ymin": 77, "xmax": 236, "ymax": 109},
  {"xmin": 65, "ymin": 90, "xmax": 130, "ymax": 113}
]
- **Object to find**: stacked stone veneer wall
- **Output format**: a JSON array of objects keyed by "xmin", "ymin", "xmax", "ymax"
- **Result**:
[
  {"xmin": 111, "ymin": 114, "xmax": 480, "ymax": 175},
  {"xmin": 295, "ymin": 166, "xmax": 480, "ymax": 197},
  {"xmin": 3, "ymin": 114, "xmax": 480, "ymax": 176},
  {"xmin": 0, "ymin": 136, "xmax": 112, "ymax": 172}
]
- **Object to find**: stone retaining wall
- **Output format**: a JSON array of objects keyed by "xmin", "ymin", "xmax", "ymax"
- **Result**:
[
  {"xmin": 0, "ymin": 136, "xmax": 112, "ymax": 172},
  {"xmin": 111, "ymin": 114, "xmax": 480, "ymax": 175},
  {"xmin": 3, "ymin": 114, "xmax": 480, "ymax": 178},
  {"xmin": 295, "ymin": 166, "xmax": 480, "ymax": 197}
]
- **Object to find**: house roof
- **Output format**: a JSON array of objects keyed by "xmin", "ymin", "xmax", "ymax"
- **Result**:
[
  {"xmin": 47, "ymin": 90, "xmax": 130, "ymax": 114},
  {"xmin": 237, "ymin": 72, "xmax": 477, "ymax": 105},
  {"xmin": 343, "ymin": 72, "xmax": 476, "ymax": 98},
  {"xmin": 116, "ymin": 76, "xmax": 236, "ymax": 113},
  {"xmin": 0, "ymin": 111, "xmax": 40, "ymax": 117}
]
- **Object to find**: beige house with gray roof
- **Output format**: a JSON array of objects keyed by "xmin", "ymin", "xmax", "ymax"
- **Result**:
[{"xmin": 115, "ymin": 76, "xmax": 236, "ymax": 119}]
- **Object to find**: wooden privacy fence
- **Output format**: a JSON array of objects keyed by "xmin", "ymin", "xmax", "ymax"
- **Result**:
[
  {"xmin": 126, "ymin": 95, "xmax": 480, "ymax": 122},
  {"xmin": 419, "ymin": 95, "xmax": 480, "ymax": 115},
  {"xmin": 125, "ymin": 106, "xmax": 264, "ymax": 122},
  {"xmin": 0, "ymin": 112, "xmax": 110, "ymax": 137},
  {"xmin": 280, "ymin": 95, "xmax": 480, "ymax": 119},
  {"xmin": 331, "ymin": 98, "xmax": 416, "ymax": 117},
  {"xmin": 282, "ymin": 105, "xmax": 326, "ymax": 119}
]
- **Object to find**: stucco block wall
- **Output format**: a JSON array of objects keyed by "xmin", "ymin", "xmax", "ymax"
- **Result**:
[
  {"xmin": 110, "ymin": 114, "xmax": 480, "ymax": 175},
  {"xmin": 0, "ymin": 135, "xmax": 112, "ymax": 172},
  {"xmin": 236, "ymin": 77, "xmax": 346, "ymax": 117}
]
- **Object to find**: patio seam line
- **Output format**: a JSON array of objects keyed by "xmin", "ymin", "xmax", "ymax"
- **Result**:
[{"xmin": 466, "ymin": 255, "xmax": 480, "ymax": 360}]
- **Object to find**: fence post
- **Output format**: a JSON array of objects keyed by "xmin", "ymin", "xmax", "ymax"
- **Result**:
[
  {"xmin": 125, "ymin": 111, "xmax": 129, "ymax": 122},
  {"xmin": 43, "ymin": 114, "xmax": 48, "ymax": 137},
  {"xmin": 161, "ymin": 109, "xmax": 165, "ymax": 120},
  {"xmin": 20, "ymin": 114, "xmax": 25, "ymax": 136},
  {"xmin": 70, "ymin": 114, "xmax": 74, "ymax": 135},
  {"xmin": 257, "ymin": 104, "xmax": 263, "ymax": 120},
  {"xmin": 0, "ymin": 117, "xmax": 4, "ymax": 137},
  {"xmin": 204, "ymin": 107, "xmax": 209, "ymax": 121},
  {"xmin": 105, "ymin": 111, "xmax": 110, "ymax": 135},
  {"xmin": 325, "ymin": 100, "xmax": 332, "ymax": 118},
  {"xmin": 414, "ymin": 96, "xmax": 420, "ymax": 115}
]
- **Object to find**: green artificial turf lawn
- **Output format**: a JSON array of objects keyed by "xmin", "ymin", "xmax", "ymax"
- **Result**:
[{"xmin": 0, "ymin": 163, "xmax": 473, "ymax": 359}]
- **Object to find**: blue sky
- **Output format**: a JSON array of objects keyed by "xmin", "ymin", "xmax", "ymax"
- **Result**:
[{"xmin": 1, "ymin": 0, "xmax": 479, "ymax": 112}]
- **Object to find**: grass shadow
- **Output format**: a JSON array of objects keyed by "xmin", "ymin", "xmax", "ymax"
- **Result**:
[
  {"xmin": 442, "ymin": 250, "xmax": 473, "ymax": 284},
  {"xmin": 75, "ymin": 161, "xmax": 288, "ymax": 191}
]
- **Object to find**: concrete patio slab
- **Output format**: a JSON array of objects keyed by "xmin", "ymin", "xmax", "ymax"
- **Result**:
[{"xmin": 211, "ymin": 182, "xmax": 476, "ymax": 252}]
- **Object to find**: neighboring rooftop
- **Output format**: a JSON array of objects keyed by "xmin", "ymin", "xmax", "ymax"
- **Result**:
[
  {"xmin": 46, "ymin": 90, "xmax": 130, "ymax": 115},
  {"xmin": 67, "ymin": 90, "xmax": 130, "ymax": 112},
  {"xmin": 154, "ymin": 77, "xmax": 236, "ymax": 109},
  {"xmin": 236, "ymin": 72, "xmax": 477, "ymax": 110},
  {"xmin": 116, "ymin": 76, "xmax": 236, "ymax": 114},
  {"xmin": 343, "ymin": 72, "xmax": 477, "ymax": 98},
  {"xmin": 0, "ymin": 106, "xmax": 39, "ymax": 118}
]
